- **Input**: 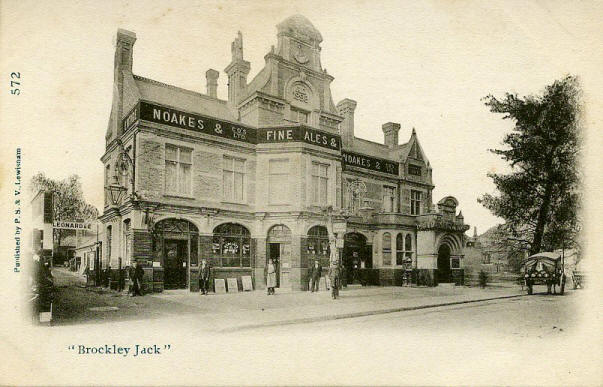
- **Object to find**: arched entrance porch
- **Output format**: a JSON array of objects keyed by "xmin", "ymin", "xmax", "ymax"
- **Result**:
[
  {"xmin": 437, "ymin": 244, "xmax": 452, "ymax": 283},
  {"xmin": 267, "ymin": 225, "xmax": 292, "ymax": 289},
  {"xmin": 343, "ymin": 232, "xmax": 371, "ymax": 285},
  {"xmin": 153, "ymin": 218, "xmax": 199, "ymax": 289}
]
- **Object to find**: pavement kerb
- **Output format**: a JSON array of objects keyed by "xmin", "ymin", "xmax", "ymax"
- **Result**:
[{"xmin": 218, "ymin": 293, "xmax": 528, "ymax": 333}]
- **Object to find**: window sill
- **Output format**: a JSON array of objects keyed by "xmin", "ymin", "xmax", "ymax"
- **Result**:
[
  {"xmin": 221, "ymin": 200, "xmax": 248, "ymax": 206},
  {"xmin": 211, "ymin": 267, "xmax": 252, "ymax": 271},
  {"xmin": 164, "ymin": 193, "xmax": 195, "ymax": 200}
]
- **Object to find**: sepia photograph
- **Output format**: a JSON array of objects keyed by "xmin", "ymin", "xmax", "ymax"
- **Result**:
[{"xmin": 1, "ymin": 1, "xmax": 601, "ymax": 385}]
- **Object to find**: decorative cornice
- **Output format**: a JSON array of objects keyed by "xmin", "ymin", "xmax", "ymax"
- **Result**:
[{"xmin": 417, "ymin": 218, "xmax": 470, "ymax": 233}]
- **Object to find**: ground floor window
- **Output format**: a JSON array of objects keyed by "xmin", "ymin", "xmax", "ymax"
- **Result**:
[
  {"xmin": 382, "ymin": 232, "xmax": 392, "ymax": 266},
  {"xmin": 212, "ymin": 223, "xmax": 251, "ymax": 267},
  {"xmin": 307, "ymin": 225, "xmax": 330, "ymax": 268}
]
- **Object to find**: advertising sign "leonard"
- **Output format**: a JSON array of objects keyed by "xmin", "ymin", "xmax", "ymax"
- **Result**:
[{"xmin": 53, "ymin": 221, "xmax": 92, "ymax": 230}]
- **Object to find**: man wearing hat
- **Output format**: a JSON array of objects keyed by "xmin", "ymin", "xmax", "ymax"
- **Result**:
[{"xmin": 308, "ymin": 259, "xmax": 322, "ymax": 292}]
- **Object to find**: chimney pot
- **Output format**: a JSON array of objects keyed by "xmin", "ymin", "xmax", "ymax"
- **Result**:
[
  {"xmin": 382, "ymin": 122, "xmax": 401, "ymax": 148},
  {"xmin": 206, "ymin": 69, "xmax": 219, "ymax": 98},
  {"xmin": 337, "ymin": 98, "xmax": 357, "ymax": 148}
]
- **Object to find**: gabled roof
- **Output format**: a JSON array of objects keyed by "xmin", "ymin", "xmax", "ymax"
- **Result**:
[
  {"xmin": 398, "ymin": 128, "xmax": 430, "ymax": 166},
  {"xmin": 134, "ymin": 75, "xmax": 238, "ymax": 121}
]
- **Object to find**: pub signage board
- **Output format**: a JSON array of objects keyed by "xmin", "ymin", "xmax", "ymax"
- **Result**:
[
  {"xmin": 124, "ymin": 101, "xmax": 343, "ymax": 151},
  {"xmin": 342, "ymin": 151, "xmax": 399, "ymax": 176},
  {"xmin": 134, "ymin": 101, "xmax": 257, "ymax": 144},
  {"xmin": 257, "ymin": 126, "xmax": 341, "ymax": 151}
]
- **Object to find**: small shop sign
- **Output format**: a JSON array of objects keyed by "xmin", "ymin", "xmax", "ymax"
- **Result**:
[{"xmin": 52, "ymin": 221, "xmax": 92, "ymax": 230}]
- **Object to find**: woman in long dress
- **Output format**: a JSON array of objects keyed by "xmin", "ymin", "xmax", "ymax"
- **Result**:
[{"xmin": 266, "ymin": 258, "xmax": 277, "ymax": 295}]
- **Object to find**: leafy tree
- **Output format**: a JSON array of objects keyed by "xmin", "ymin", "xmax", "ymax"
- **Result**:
[
  {"xmin": 30, "ymin": 173, "xmax": 99, "ymax": 250},
  {"xmin": 479, "ymin": 76, "xmax": 582, "ymax": 255}
]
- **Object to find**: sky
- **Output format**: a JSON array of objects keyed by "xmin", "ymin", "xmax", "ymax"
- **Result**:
[{"xmin": 2, "ymin": 0, "xmax": 602, "ymax": 235}]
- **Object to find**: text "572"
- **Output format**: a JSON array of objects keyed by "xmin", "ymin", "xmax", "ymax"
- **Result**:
[{"xmin": 10, "ymin": 72, "xmax": 20, "ymax": 95}]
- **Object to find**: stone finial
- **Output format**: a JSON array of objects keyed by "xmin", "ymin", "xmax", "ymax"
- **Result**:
[
  {"xmin": 382, "ymin": 122, "xmax": 401, "ymax": 148},
  {"xmin": 231, "ymin": 31, "xmax": 243, "ymax": 61},
  {"xmin": 206, "ymin": 69, "xmax": 219, "ymax": 98}
]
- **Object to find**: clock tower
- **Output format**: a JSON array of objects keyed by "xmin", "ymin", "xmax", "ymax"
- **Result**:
[{"xmin": 275, "ymin": 14, "xmax": 323, "ymax": 72}]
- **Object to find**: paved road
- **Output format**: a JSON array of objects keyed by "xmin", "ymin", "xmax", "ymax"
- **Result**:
[
  {"xmin": 25, "ymin": 269, "xmax": 596, "ymax": 386},
  {"xmin": 247, "ymin": 291, "xmax": 580, "ymax": 340}
]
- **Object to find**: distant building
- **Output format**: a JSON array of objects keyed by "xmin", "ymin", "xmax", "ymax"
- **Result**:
[
  {"xmin": 100, "ymin": 15, "xmax": 469, "ymax": 292},
  {"xmin": 31, "ymin": 190, "xmax": 54, "ymax": 261}
]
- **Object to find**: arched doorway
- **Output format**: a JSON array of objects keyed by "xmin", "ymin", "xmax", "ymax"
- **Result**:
[
  {"xmin": 267, "ymin": 225, "xmax": 292, "ymax": 289},
  {"xmin": 154, "ymin": 219, "xmax": 199, "ymax": 289},
  {"xmin": 344, "ymin": 233, "xmax": 370, "ymax": 285},
  {"xmin": 437, "ymin": 244, "xmax": 452, "ymax": 283}
]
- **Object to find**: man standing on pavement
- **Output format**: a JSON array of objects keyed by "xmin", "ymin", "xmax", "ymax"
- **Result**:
[
  {"xmin": 130, "ymin": 261, "xmax": 144, "ymax": 296},
  {"xmin": 328, "ymin": 260, "xmax": 340, "ymax": 299},
  {"xmin": 309, "ymin": 259, "xmax": 322, "ymax": 292},
  {"xmin": 199, "ymin": 257, "xmax": 211, "ymax": 295}
]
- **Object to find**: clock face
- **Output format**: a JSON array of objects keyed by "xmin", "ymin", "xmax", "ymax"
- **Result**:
[{"xmin": 294, "ymin": 44, "xmax": 309, "ymax": 64}]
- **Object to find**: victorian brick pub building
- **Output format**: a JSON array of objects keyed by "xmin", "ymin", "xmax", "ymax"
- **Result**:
[{"xmin": 100, "ymin": 15, "xmax": 469, "ymax": 293}]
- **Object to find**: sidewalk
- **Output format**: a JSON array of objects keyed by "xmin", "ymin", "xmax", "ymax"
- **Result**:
[{"xmin": 149, "ymin": 285, "xmax": 527, "ymax": 333}]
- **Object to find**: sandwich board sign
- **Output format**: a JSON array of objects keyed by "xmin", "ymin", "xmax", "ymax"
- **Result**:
[
  {"xmin": 241, "ymin": 276, "xmax": 253, "ymax": 291},
  {"xmin": 214, "ymin": 279, "xmax": 226, "ymax": 294},
  {"xmin": 227, "ymin": 278, "xmax": 239, "ymax": 292}
]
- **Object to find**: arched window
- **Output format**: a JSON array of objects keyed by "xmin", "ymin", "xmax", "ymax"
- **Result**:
[
  {"xmin": 212, "ymin": 223, "xmax": 251, "ymax": 267},
  {"xmin": 382, "ymin": 232, "xmax": 392, "ymax": 266},
  {"xmin": 404, "ymin": 233, "xmax": 413, "ymax": 268},
  {"xmin": 123, "ymin": 219, "xmax": 131, "ymax": 265},
  {"xmin": 307, "ymin": 226, "xmax": 330, "ymax": 267},
  {"xmin": 396, "ymin": 234, "xmax": 404, "ymax": 265},
  {"xmin": 106, "ymin": 226, "xmax": 112, "ymax": 265}
]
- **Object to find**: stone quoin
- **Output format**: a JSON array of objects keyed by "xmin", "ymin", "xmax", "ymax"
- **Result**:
[{"xmin": 99, "ymin": 15, "xmax": 469, "ymax": 293}]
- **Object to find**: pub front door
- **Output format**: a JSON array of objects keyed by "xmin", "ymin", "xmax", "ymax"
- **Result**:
[
  {"xmin": 164, "ymin": 239, "xmax": 188, "ymax": 289},
  {"xmin": 437, "ymin": 244, "xmax": 452, "ymax": 284},
  {"xmin": 268, "ymin": 243, "xmax": 281, "ymax": 288}
]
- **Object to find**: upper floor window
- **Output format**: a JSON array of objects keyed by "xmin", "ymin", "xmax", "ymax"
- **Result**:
[
  {"xmin": 410, "ymin": 190, "xmax": 422, "ymax": 215},
  {"xmin": 408, "ymin": 164, "xmax": 422, "ymax": 176},
  {"xmin": 165, "ymin": 144, "xmax": 192, "ymax": 196},
  {"xmin": 291, "ymin": 107, "xmax": 308, "ymax": 124},
  {"xmin": 223, "ymin": 156, "xmax": 245, "ymax": 202},
  {"xmin": 269, "ymin": 159, "xmax": 289, "ymax": 204},
  {"xmin": 312, "ymin": 162, "xmax": 329, "ymax": 205},
  {"xmin": 383, "ymin": 186, "xmax": 396, "ymax": 212}
]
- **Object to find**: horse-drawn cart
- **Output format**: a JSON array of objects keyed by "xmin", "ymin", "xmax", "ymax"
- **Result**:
[{"xmin": 523, "ymin": 252, "xmax": 565, "ymax": 295}]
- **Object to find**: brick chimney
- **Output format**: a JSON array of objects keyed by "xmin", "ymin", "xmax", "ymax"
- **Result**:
[
  {"xmin": 224, "ymin": 31, "xmax": 250, "ymax": 106},
  {"xmin": 107, "ymin": 29, "xmax": 137, "ymax": 144},
  {"xmin": 382, "ymin": 122, "xmax": 400, "ymax": 148},
  {"xmin": 337, "ymin": 98, "xmax": 357, "ymax": 148},
  {"xmin": 206, "ymin": 69, "xmax": 219, "ymax": 98}
]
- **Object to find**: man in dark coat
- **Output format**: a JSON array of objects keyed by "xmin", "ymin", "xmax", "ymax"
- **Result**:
[
  {"xmin": 130, "ymin": 261, "xmax": 144, "ymax": 296},
  {"xmin": 308, "ymin": 259, "xmax": 322, "ymax": 292},
  {"xmin": 199, "ymin": 258, "xmax": 211, "ymax": 295}
]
